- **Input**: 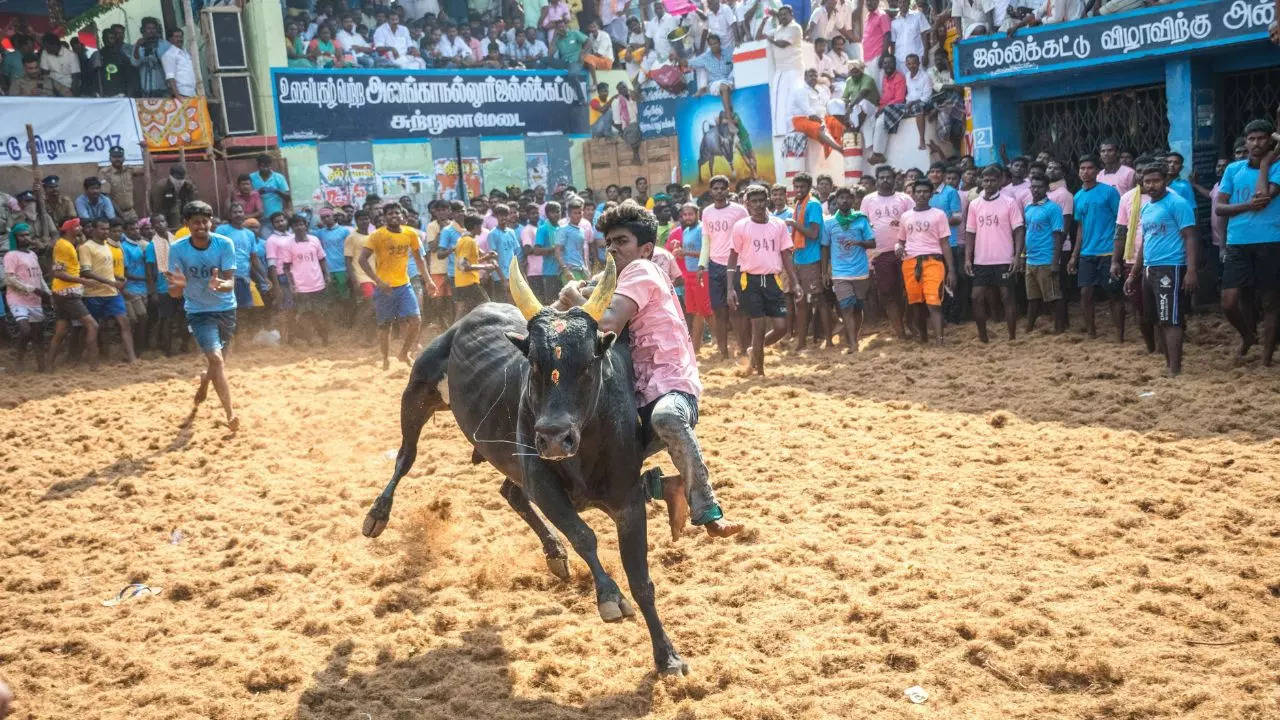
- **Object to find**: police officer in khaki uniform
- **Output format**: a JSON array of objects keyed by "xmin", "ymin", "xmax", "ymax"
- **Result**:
[{"xmin": 101, "ymin": 145, "xmax": 141, "ymax": 222}]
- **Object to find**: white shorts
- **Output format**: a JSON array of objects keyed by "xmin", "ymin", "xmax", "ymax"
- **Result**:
[
  {"xmin": 708, "ymin": 78, "xmax": 734, "ymax": 93},
  {"xmin": 10, "ymin": 304, "xmax": 45, "ymax": 322}
]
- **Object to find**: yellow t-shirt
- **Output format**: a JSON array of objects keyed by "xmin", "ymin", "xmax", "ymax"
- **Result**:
[
  {"xmin": 344, "ymin": 230, "xmax": 373, "ymax": 285},
  {"xmin": 363, "ymin": 226, "xmax": 418, "ymax": 288},
  {"xmin": 454, "ymin": 234, "xmax": 480, "ymax": 288},
  {"xmin": 174, "ymin": 225, "xmax": 190, "ymax": 240},
  {"xmin": 108, "ymin": 240, "xmax": 125, "ymax": 280},
  {"xmin": 78, "ymin": 240, "xmax": 119, "ymax": 297},
  {"xmin": 51, "ymin": 237, "xmax": 81, "ymax": 294}
]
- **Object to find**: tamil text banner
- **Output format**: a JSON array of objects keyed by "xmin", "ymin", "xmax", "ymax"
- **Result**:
[
  {"xmin": 0, "ymin": 97, "xmax": 144, "ymax": 166},
  {"xmin": 954, "ymin": 0, "xmax": 1273, "ymax": 82},
  {"xmin": 273, "ymin": 68, "xmax": 589, "ymax": 143}
]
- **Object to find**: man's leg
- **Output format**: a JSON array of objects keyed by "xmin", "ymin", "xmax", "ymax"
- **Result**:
[
  {"xmin": 1111, "ymin": 291, "xmax": 1126, "ymax": 342},
  {"xmin": 1220, "ymin": 288, "xmax": 1255, "ymax": 362},
  {"xmin": 204, "ymin": 347, "xmax": 237, "ymax": 429},
  {"xmin": 972, "ymin": 285, "xmax": 990, "ymax": 343},
  {"xmin": 650, "ymin": 393, "xmax": 742, "ymax": 538},
  {"xmin": 378, "ymin": 325, "xmax": 392, "ymax": 369},
  {"xmin": 1261, "ymin": 288, "xmax": 1279, "ymax": 366},
  {"xmin": 115, "ymin": 314, "xmax": 137, "ymax": 362},
  {"xmin": 793, "ymin": 289, "xmax": 810, "ymax": 351},
  {"xmin": 750, "ymin": 317, "xmax": 766, "ymax": 374},
  {"xmin": 927, "ymin": 305, "xmax": 944, "ymax": 345},
  {"xmin": 713, "ymin": 307, "xmax": 731, "ymax": 359},
  {"xmin": 1026, "ymin": 298, "xmax": 1042, "ymax": 332},
  {"xmin": 1000, "ymin": 285, "xmax": 1016, "ymax": 340},
  {"xmin": 398, "ymin": 316, "xmax": 421, "ymax": 365},
  {"xmin": 1081, "ymin": 285, "xmax": 1097, "ymax": 338}
]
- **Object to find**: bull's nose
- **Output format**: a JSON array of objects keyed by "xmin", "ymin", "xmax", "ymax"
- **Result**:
[{"xmin": 534, "ymin": 421, "xmax": 579, "ymax": 460}]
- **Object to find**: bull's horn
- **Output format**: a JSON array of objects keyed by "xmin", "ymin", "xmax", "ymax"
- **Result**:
[
  {"xmin": 508, "ymin": 257, "xmax": 543, "ymax": 321},
  {"xmin": 582, "ymin": 254, "xmax": 617, "ymax": 322}
]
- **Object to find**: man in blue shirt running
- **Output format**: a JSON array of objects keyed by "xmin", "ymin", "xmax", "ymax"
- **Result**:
[{"xmin": 167, "ymin": 201, "xmax": 240, "ymax": 431}]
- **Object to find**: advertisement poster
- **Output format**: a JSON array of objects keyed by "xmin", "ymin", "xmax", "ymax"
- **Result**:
[
  {"xmin": 434, "ymin": 157, "xmax": 484, "ymax": 201},
  {"xmin": 525, "ymin": 152, "xmax": 548, "ymax": 190},
  {"xmin": 677, "ymin": 84, "xmax": 774, "ymax": 194},
  {"xmin": 315, "ymin": 161, "xmax": 375, "ymax": 207}
]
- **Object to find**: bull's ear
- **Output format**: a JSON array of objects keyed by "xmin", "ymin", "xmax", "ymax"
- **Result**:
[
  {"xmin": 595, "ymin": 331, "xmax": 616, "ymax": 357},
  {"xmin": 505, "ymin": 331, "xmax": 530, "ymax": 356}
]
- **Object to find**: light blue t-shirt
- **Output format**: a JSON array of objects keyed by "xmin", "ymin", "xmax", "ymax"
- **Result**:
[
  {"xmin": 214, "ymin": 223, "xmax": 258, "ymax": 277},
  {"xmin": 792, "ymin": 198, "xmax": 825, "ymax": 265},
  {"xmin": 168, "ymin": 234, "xmax": 237, "ymax": 314},
  {"xmin": 251, "ymin": 171, "xmax": 290, "ymax": 218},
  {"xmin": 487, "ymin": 227, "xmax": 521, "ymax": 279},
  {"xmin": 1169, "ymin": 178, "xmax": 1195, "ymax": 207},
  {"xmin": 929, "ymin": 185, "xmax": 963, "ymax": 247},
  {"xmin": 120, "ymin": 238, "xmax": 148, "ymax": 295},
  {"xmin": 439, "ymin": 224, "xmax": 461, "ymax": 277},
  {"xmin": 1022, "ymin": 199, "xmax": 1064, "ymax": 266},
  {"xmin": 313, "ymin": 224, "xmax": 351, "ymax": 272},
  {"xmin": 556, "ymin": 223, "xmax": 586, "ymax": 270},
  {"xmin": 1073, "ymin": 182, "xmax": 1121, "ymax": 256},
  {"xmin": 822, "ymin": 213, "xmax": 873, "ymax": 279},
  {"xmin": 144, "ymin": 241, "xmax": 167, "ymax": 294},
  {"xmin": 1140, "ymin": 191, "xmax": 1195, "ymax": 267},
  {"xmin": 1218, "ymin": 159, "xmax": 1280, "ymax": 246},
  {"xmin": 678, "ymin": 225, "xmax": 703, "ymax": 273},
  {"xmin": 535, "ymin": 220, "xmax": 560, "ymax": 276}
]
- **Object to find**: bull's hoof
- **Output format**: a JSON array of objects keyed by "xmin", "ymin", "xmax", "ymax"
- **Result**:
[
  {"xmin": 362, "ymin": 496, "xmax": 393, "ymax": 538},
  {"xmin": 598, "ymin": 595, "xmax": 635, "ymax": 623},
  {"xmin": 545, "ymin": 555, "xmax": 571, "ymax": 581},
  {"xmin": 657, "ymin": 654, "xmax": 690, "ymax": 677}
]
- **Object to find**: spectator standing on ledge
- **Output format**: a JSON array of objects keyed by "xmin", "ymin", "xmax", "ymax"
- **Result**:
[
  {"xmin": 40, "ymin": 32, "xmax": 81, "ymax": 94},
  {"xmin": 131, "ymin": 17, "xmax": 170, "ymax": 98},
  {"xmin": 12, "ymin": 53, "xmax": 72, "ymax": 96},
  {"xmin": 161, "ymin": 29, "xmax": 198, "ymax": 97}
]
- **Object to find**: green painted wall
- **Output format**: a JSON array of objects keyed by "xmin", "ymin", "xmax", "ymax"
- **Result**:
[
  {"xmin": 479, "ymin": 139, "xmax": 526, "ymax": 193},
  {"xmin": 243, "ymin": 0, "xmax": 287, "ymax": 137},
  {"xmin": 280, "ymin": 145, "xmax": 320, "ymax": 207},
  {"xmin": 371, "ymin": 143, "xmax": 433, "ymax": 174}
]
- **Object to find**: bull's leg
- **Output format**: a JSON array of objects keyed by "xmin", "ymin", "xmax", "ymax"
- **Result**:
[
  {"xmin": 500, "ymin": 479, "xmax": 570, "ymax": 581},
  {"xmin": 524, "ymin": 463, "xmax": 633, "ymax": 623},
  {"xmin": 616, "ymin": 498, "xmax": 688, "ymax": 676},
  {"xmin": 362, "ymin": 370, "xmax": 444, "ymax": 538}
]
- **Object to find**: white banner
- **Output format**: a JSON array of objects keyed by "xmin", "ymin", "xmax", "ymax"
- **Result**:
[{"xmin": 0, "ymin": 97, "xmax": 145, "ymax": 167}]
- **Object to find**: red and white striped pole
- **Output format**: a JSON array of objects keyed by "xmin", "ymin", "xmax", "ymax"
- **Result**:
[{"xmin": 843, "ymin": 130, "xmax": 863, "ymax": 183}]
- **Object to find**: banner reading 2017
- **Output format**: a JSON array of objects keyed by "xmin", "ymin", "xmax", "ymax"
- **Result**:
[{"xmin": 272, "ymin": 68, "xmax": 589, "ymax": 143}]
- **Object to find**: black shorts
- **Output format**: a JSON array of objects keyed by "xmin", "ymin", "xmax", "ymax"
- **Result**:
[
  {"xmin": 739, "ymin": 273, "xmax": 786, "ymax": 318},
  {"xmin": 1221, "ymin": 242, "xmax": 1280, "ymax": 292},
  {"xmin": 454, "ymin": 283, "xmax": 489, "ymax": 308},
  {"xmin": 1077, "ymin": 254, "xmax": 1123, "ymax": 296},
  {"xmin": 708, "ymin": 261, "xmax": 729, "ymax": 311},
  {"xmin": 1143, "ymin": 265, "xmax": 1187, "ymax": 326},
  {"xmin": 971, "ymin": 264, "xmax": 1014, "ymax": 289},
  {"xmin": 52, "ymin": 293, "xmax": 90, "ymax": 321}
]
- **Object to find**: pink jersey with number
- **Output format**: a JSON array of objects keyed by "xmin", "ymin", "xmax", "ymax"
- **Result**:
[
  {"xmin": 4, "ymin": 249, "xmax": 44, "ymax": 308},
  {"xmin": 613, "ymin": 258, "xmax": 701, "ymax": 405},
  {"xmin": 898, "ymin": 208, "xmax": 950, "ymax": 258},
  {"xmin": 283, "ymin": 235, "xmax": 328, "ymax": 293},
  {"xmin": 965, "ymin": 193, "xmax": 1023, "ymax": 266},
  {"xmin": 860, "ymin": 192, "xmax": 913, "ymax": 254},
  {"xmin": 701, "ymin": 202, "xmax": 749, "ymax": 265},
  {"xmin": 730, "ymin": 215, "xmax": 793, "ymax": 275}
]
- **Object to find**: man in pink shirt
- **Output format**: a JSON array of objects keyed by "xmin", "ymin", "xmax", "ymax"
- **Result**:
[
  {"xmin": 727, "ymin": 185, "xmax": 800, "ymax": 376},
  {"xmin": 897, "ymin": 179, "xmax": 956, "ymax": 345},
  {"xmin": 862, "ymin": 0, "xmax": 892, "ymax": 84},
  {"xmin": 964, "ymin": 165, "xmax": 1025, "ymax": 343},
  {"xmin": 283, "ymin": 214, "xmax": 332, "ymax": 345},
  {"xmin": 696, "ymin": 174, "xmax": 750, "ymax": 360},
  {"xmin": 264, "ymin": 211, "xmax": 297, "ymax": 344},
  {"xmin": 1097, "ymin": 140, "xmax": 1136, "ymax": 195},
  {"xmin": 860, "ymin": 165, "xmax": 914, "ymax": 339},
  {"xmin": 865, "ymin": 55, "xmax": 907, "ymax": 165},
  {"xmin": 557, "ymin": 201, "xmax": 742, "ymax": 539},
  {"xmin": 4, "ymin": 223, "xmax": 52, "ymax": 370}
]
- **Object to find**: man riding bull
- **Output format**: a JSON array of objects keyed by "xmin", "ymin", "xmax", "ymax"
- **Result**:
[{"xmin": 557, "ymin": 201, "xmax": 743, "ymax": 538}]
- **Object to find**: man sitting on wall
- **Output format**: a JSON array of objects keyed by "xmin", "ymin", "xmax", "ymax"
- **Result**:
[{"xmin": 789, "ymin": 68, "xmax": 845, "ymax": 157}]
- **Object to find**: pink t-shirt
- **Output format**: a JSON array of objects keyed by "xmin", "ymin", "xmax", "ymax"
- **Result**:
[
  {"xmin": 898, "ymin": 207, "xmax": 950, "ymax": 258},
  {"xmin": 650, "ymin": 245, "xmax": 681, "ymax": 282},
  {"xmin": 701, "ymin": 202, "xmax": 749, "ymax": 265},
  {"xmin": 863, "ymin": 11, "xmax": 891, "ymax": 60},
  {"xmin": 265, "ymin": 232, "xmax": 293, "ymax": 270},
  {"xmin": 4, "ymin": 249, "xmax": 44, "ymax": 308},
  {"xmin": 965, "ymin": 193, "xmax": 1023, "ymax": 266},
  {"xmin": 1115, "ymin": 187, "xmax": 1150, "ymax": 263},
  {"xmin": 730, "ymin": 215, "xmax": 793, "ymax": 275},
  {"xmin": 1049, "ymin": 186, "xmax": 1074, "ymax": 250},
  {"xmin": 1002, "ymin": 180, "xmax": 1031, "ymax": 208},
  {"xmin": 1098, "ymin": 165, "xmax": 1136, "ymax": 196},
  {"xmin": 282, "ymin": 235, "xmax": 328, "ymax": 293},
  {"xmin": 860, "ymin": 192, "xmax": 913, "ymax": 254},
  {"xmin": 613, "ymin": 259, "xmax": 702, "ymax": 405},
  {"xmin": 520, "ymin": 224, "xmax": 542, "ymax": 276}
]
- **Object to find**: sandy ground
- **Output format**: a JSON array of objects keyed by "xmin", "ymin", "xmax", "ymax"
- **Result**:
[{"xmin": 2, "ymin": 312, "xmax": 1279, "ymax": 720}]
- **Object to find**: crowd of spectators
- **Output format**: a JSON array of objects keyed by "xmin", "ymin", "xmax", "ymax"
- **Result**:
[{"xmin": 0, "ymin": 17, "xmax": 197, "ymax": 98}]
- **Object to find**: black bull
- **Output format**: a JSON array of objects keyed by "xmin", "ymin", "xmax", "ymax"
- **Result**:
[{"xmin": 362, "ymin": 259, "xmax": 689, "ymax": 676}]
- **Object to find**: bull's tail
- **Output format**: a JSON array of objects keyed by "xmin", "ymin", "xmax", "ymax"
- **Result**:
[{"xmin": 362, "ymin": 326, "xmax": 457, "ymax": 538}]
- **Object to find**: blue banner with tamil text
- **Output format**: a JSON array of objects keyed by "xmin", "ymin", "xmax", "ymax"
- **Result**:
[{"xmin": 272, "ymin": 68, "xmax": 589, "ymax": 143}]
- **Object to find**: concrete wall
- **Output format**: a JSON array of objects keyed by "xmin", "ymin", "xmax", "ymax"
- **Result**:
[{"xmin": 242, "ymin": 0, "xmax": 287, "ymax": 138}]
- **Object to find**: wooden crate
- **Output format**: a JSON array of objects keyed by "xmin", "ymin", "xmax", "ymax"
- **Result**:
[{"xmin": 584, "ymin": 137, "xmax": 679, "ymax": 191}]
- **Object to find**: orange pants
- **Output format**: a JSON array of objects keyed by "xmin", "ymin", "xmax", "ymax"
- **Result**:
[
  {"xmin": 791, "ymin": 115, "xmax": 845, "ymax": 156},
  {"xmin": 901, "ymin": 256, "xmax": 946, "ymax": 306}
]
